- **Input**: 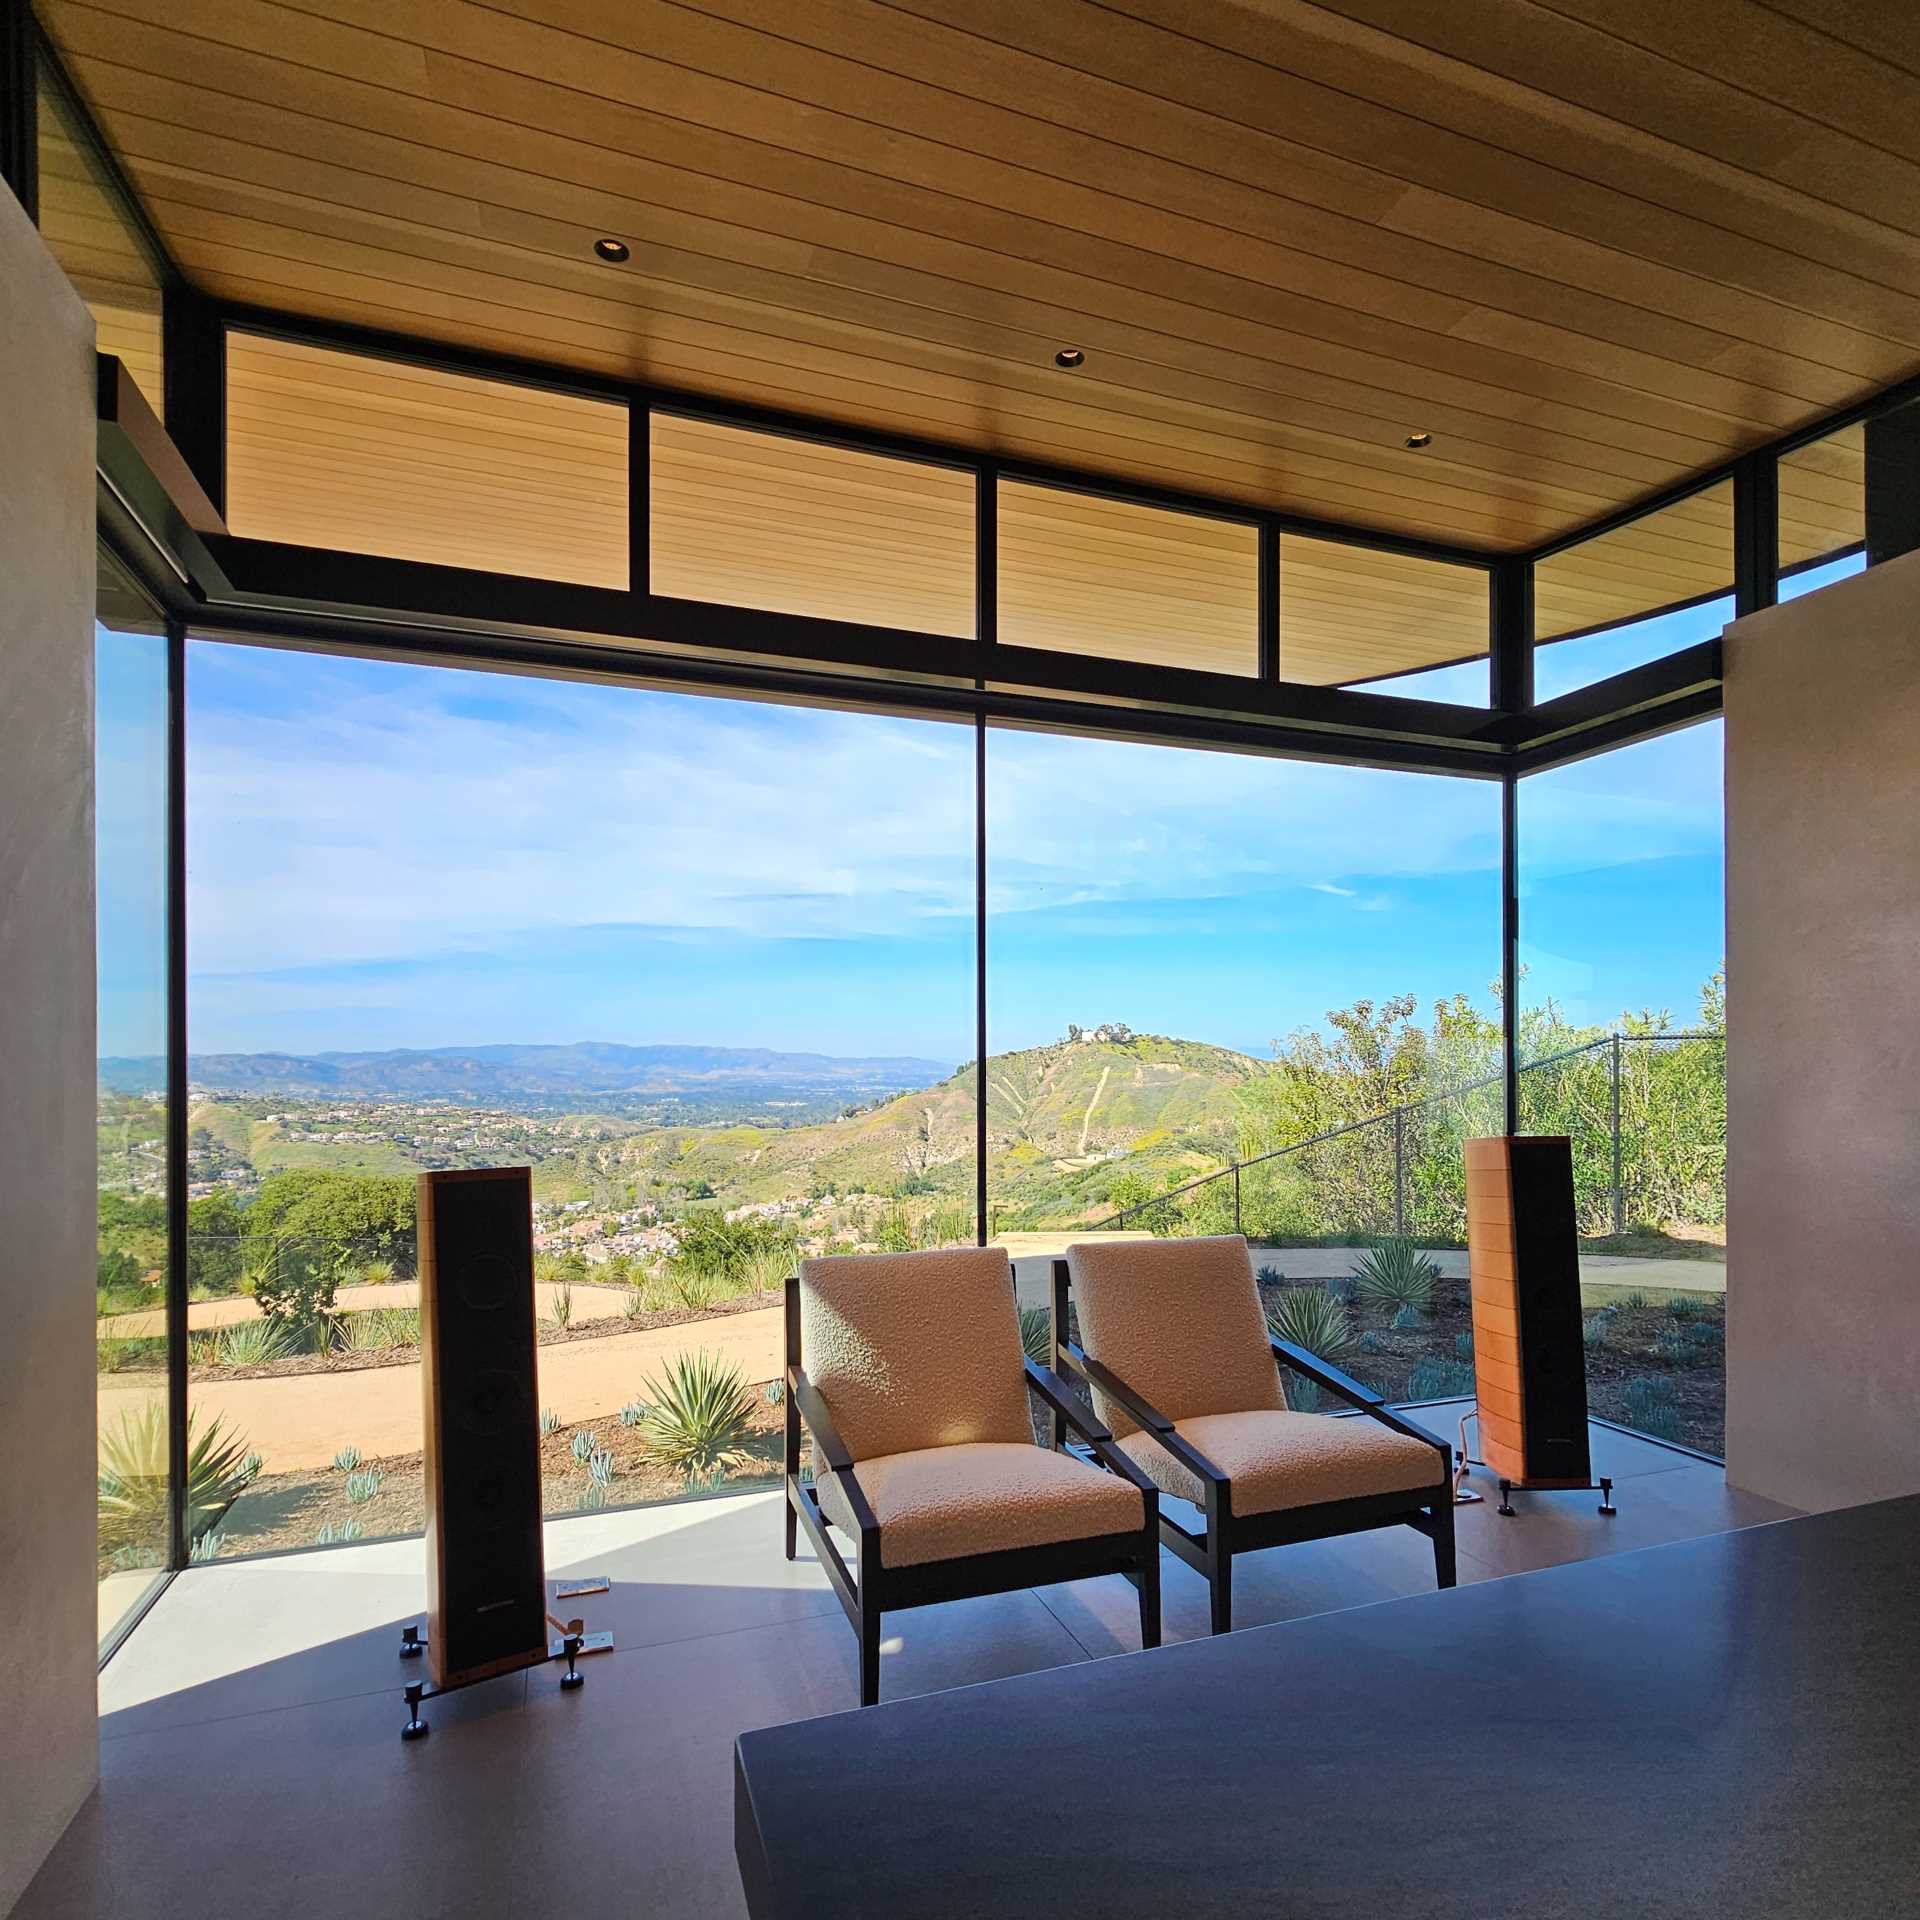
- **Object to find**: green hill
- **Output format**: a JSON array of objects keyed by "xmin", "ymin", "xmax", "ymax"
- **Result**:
[{"xmin": 585, "ymin": 1026, "xmax": 1266, "ymax": 1229}]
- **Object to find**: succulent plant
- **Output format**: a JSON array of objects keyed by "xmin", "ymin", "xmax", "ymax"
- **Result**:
[
  {"xmin": 333, "ymin": 1446, "xmax": 361, "ymax": 1472},
  {"xmin": 1352, "ymin": 1238, "xmax": 1440, "ymax": 1313},
  {"xmin": 1265, "ymin": 1285, "xmax": 1358, "ymax": 1365},
  {"xmin": 618, "ymin": 1399, "xmax": 647, "ymax": 1428},
  {"xmin": 539, "ymin": 1407, "xmax": 560, "ymax": 1438},
  {"xmin": 569, "ymin": 1427, "xmax": 599, "ymax": 1464},
  {"xmin": 638, "ymin": 1349, "xmax": 756, "ymax": 1482},
  {"xmin": 344, "ymin": 1467, "xmax": 384, "ymax": 1505}
]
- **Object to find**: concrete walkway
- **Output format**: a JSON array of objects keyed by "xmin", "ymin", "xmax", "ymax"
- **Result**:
[
  {"xmin": 96, "ymin": 1307, "xmax": 783, "ymax": 1473},
  {"xmin": 100, "ymin": 1281, "xmax": 633, "ymax": 1340}
]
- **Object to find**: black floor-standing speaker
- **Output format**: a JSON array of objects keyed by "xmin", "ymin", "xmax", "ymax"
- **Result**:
[
  {"xmin": 1464, "ymin": 1135, "xmax": 1593, "ymax": 1492},
  {"xmin": 417, "ymin": 1166, "xmax": 548, "ymax": 1690}
]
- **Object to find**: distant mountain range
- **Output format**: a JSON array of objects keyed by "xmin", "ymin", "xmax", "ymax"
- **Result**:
[{"xmin": 98, "ymin": 1041, "xmax": 953, "ymax": 1107}]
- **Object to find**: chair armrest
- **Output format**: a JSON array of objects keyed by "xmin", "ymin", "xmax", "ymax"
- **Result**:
[
  {"xmin": 1023, "ymin": 1358, "xmax": 1111, "ymax": 1443},
  {"xmin": 1269, "ymin": 1336, "xmax": 1385, "ymax": 1410},
  {"xmin": 788, "ymin": 1365, "xmax": 854, "ymax": 1476},
  {"xmin": 1068, "ymin": 1345, "xmax": 1228, "ymax": 1490},
  {"xmin": 1269, "ymin": 1338, "xmax": 1453, "ymax": 1464},
  {"xmin": 1025, "ymin": 1360, "xmax": 1159, "ymax": 1501}
]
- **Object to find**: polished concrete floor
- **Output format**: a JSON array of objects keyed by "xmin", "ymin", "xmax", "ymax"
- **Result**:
[{"xmin": 26, "ymin": 1407, "xmax": 1794, "ymax": 1920}]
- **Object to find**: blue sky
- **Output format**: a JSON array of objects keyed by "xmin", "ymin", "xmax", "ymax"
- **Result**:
[{"xmin": 160, "ymin": 600, "xmax": 1763, "ymax": 1066}]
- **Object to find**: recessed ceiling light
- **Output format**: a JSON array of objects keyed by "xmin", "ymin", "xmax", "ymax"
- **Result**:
[
  {"xmin": 593, "ymin": 238, "xmax": 631, "ymax": 263},
  {"xmin": 1405, "ymin": 430, "xmax": 1433, "ymax": 449},
  {"xmin": 1054, "ymin": 347, "xmax": 1086, "ymax": 369}
]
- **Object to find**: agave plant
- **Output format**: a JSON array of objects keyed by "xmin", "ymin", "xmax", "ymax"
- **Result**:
[
  {"xmin": 618, "ymin": 1398, "xmax": 648, "ymax": 1428},
  {"xmin": 313, "ymin": 1518, "xmax": 363, "ymax": 1547},
  {"xmin": 586, "ymin": 1448, "xmax": 615, "ymax": 1488},
  {"xmin": 219, "ymin": 1316, "xmax": 296, "ymax": 1367},
  {"xmin": 1408, "ymin": 1358, "xmax": 1476, "ymax": 1400},
  {"xmin": 333, "ymin": 1445, "xmax": 362, "ymax": 1472},
  {"xmin": 1264, "ymin": 1284, "xmax": 1358, "ymax": 1366},
  {"xmin": 344, "ymin": 1467, "xmax": 384, "ymax": 1505},
  {"xmin": 1352, "ymin": 1237, "xmax": 1439, "ymax": 1314},
  {"xmin": 539, "ymin": 1407, "xmax": 560, "ymax": 1438},
  {"xmin": 638, "ymin": 1349, "xmax": 756, "ymax": 1482},
  {"xmin": 569, "ymin": 1427, "xmax": 599, "ymax": 1464},
  {"xmin": 98, "ymin": 1405, "xmax": 256, "ymax": 1559},
  {"xmin": 762, "ymin": 1379, "xmax": 786, "ymax": 1407},
  {"xmin": 1016, "ymin": 1305, "xmax": 1053, "ymax": 1366}
]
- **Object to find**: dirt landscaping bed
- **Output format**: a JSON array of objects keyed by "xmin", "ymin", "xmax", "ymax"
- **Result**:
[{"xmin": 210, "ymin": 1396, "xmax": 790, "ymax": 1558}]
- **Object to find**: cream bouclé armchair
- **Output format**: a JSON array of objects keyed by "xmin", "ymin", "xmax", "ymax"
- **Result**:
[
  {"xmin": 784, "ymin": 1246, "xmax": 1161, "ymax": 1705},
  {"xmin": 1055, "ymin": 1236, "xmax": 1454, "ymax": 1635}
]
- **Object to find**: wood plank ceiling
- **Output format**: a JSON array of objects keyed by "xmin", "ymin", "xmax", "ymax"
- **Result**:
[{"xmin": 44, "ymin": 0, "xmax": 1912, "ymax": 576}]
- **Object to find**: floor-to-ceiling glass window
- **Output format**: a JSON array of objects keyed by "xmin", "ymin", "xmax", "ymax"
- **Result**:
[
  {"xmin": 985, "ymin": 727, "xmax": 1501, "ymax": 1405},
  {"xmin": 94, "ymin": 555, "xmax": 175, "ymax": 1648},
  {"xmin": 1518, "ymin": 719, "xmax": 1726, "ymax": 1453},
  {"xmin": 184, "ymin": 643, "xmax": 977, "ymax": 1548}
]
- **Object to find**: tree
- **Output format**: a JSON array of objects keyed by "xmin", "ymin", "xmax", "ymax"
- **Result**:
[
  {"xmin": 186, "ymin": 1189, "xmax": 248, "ymax": 1295},
  {"xmin": 248, "ymin": 1170, "xmax": 417, "ymax": 1273}
]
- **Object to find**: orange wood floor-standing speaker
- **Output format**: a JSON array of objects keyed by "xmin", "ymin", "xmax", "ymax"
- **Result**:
[
  {"xmin": 418, "ymin": 1167, "xmax": 548, "ymax": 1691},
  {"xmin": 1464, "ymin": 1136, "xmax": 1592, "ymax": 1489}
]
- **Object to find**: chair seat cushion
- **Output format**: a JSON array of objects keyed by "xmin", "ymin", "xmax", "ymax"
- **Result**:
[
  {"xmin": 816, "ymin": 1441, "xmax": 1145, "ymax": 1569},
  {"xmin": 1120, "ymin": 1409, "xmax": 1443, "ymax": 1516}
]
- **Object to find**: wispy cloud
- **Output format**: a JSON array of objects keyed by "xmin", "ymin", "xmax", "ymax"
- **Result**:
[{"xmin": 1308, "ymin": 882, "xmax": 1357, "ymax": 897}]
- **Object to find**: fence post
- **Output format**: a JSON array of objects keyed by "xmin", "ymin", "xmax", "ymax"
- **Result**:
[
  {"xmin": 1611, "ymin": 1033, "xmax": 1625, "ymax": 1237},
  {"xmin": 1233, "ymin": 1164, "xmax": 1242, "ymax": 1238},
  {"xmin": 1393, "ymin": 1107, "xmax": 1406, "ymax": 1238}
]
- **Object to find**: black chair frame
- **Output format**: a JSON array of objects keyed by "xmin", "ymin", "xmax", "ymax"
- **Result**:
[
  {"xmin": 782, "ymin": 1273, "xmax": 1162, "ymax": 1706},
  {"xmin": 1049, "ymin": 1259, "xmax": 1455, "ymax": 1636}
]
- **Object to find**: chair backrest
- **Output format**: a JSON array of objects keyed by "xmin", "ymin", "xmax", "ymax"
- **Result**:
[
  {"xmin": 1065, "ymin": 1235, "xmax": 1285, "ymax": 1438},
  {"xmin": 798, "ymin": 1247, "xmax": 1033, "ymax": 1462}
]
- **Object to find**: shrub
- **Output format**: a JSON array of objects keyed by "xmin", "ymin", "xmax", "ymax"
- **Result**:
[
  {"xmin": 333, "ymin": 1446, "xmax": 361, "ymax": 1472},
  {"xmin": 1358, "ymin": 1330, "xmax": 1386, "ymax": 1355},
  {"xmin": 1665, "ymin": 1295, "xmax": 1710, "ymax": 1322},
  {"xmin": 1618, "ymin": 1290, "xmax": 1650, "ymax": 1311},
  {"xmin": 547, "ymin": 1281, "xmax": 574, "ymax": 1332},
  {"xmin": 1256, "ymin": 1265, "xmax": 1285, "ymax": 1286},
  {"xmin": 1621, "ymin": 1376, "xmax": 1681, "ymax": 1441},
  {"xmin": 1326, "ymin": 1275, "xmax": 1357, "ymax": 1305},
  {"xmin": 189, "ymin": 1531, "xmax": 226, "ymax": 1564},
  {"xmin": 1288, "ymin": 1377, "xmax": 1323, "ymax": 1413},
  {"xmin": 1265, "ymin": 1286, "xmax": 1358, "ymax": 1366},
  {"xmin": 313, "ymin": 1519, "xmax": 363, "ymax": 1546},
  {"xmin": 1408, "ymin": 1358, "xmax": 1476, "ymax": 1400},
  {"xmin": 1454, "ymin": 1330, "xmax": 1474, "ymax": 1362},
  {"xmin": 621, "ymin": 1286, "xmax": 647, "ymax": 1320},
  {"xmin": 186, "ymin": 1330, "xmax": 221, "ymax": 1367},
  {"xmin": 251, "ymin": 1243, "xmax": 343, "ymax": 1344},
  {"xmin": 659, "ymin": 1264, "xmax": 729, "ymax": 1313},
  {"xmin": 1392, "ymin": 1302, "xmax": 1424, "ymax": 1331},
  {"xmin": 1017, "ymin": 1305, "xmax": 1053, "ymax": 1366},
  {"xmin": 357, "ymin": 1259, "xmax": 397, "ymax": 1288},
  {"xmin": 763, "ymin": 1379, "xmax": 786, "ymax": 1406},
  {"xmin": 99, "ymin": 1405, "xmax": 256, "ymax": 1559},
  {"xmin": 587, "ymin": 1448, "xmax": 615, "ymax": 1488},
  {"xmin": 219, "ymin": 1317, "xmax": 296, "ymax": 1367},
  {"xmin": 639, "ymin": 1349, "xmax": 756, "ymax": 1481},
  {"xmin": 344, "ymin": 1467, "xmax": 384, "ymax": 1504},
  {"xmin": 1582, "ymin": 1309, "xmax": 1616, "ymax": 1351},
  {"xmin": 1684, "ymin": 1321, "xmax": 1724, "ymax": 1351},
  {"xmin": 1352, "ymin": 1238, "xmax": 1439, "ymax": 1313},
  {"xmin": 539, "ymin": 1407, "xmax": 560, "ymax": 1438},
  {"xmin": 618, "ymin": 1399, "xmax": 647, "ymax": 1428},
  {"xmin": 569, "ymin": 1427, "xmax": 600, "ymax": 1464}
]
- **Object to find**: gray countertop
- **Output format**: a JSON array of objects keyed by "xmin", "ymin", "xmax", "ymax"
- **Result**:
[{"xmin": 736, "ymin": 1495, "xmax": 1920, "ymax": 1918}]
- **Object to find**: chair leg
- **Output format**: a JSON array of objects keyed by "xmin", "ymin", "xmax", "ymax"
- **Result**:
[
  {"xmin": 783, "ymin": 1484, "xmax": 797, "ymax": 1562},
  {"xmin": 1208, "ymin": 1545, "xmax": 1233, "ymax": 1636},
  {"xmin": 1431, "ymin": 1497, "xmax": 1458, "ymax": 1590},
  {"xmin": 1136, "ymin": 1535, "xmax": 1162, "ymax": 1650},
  {"xmin": 858, "ymin": 1595, "xmax": 882, "ymax": 1708}
]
